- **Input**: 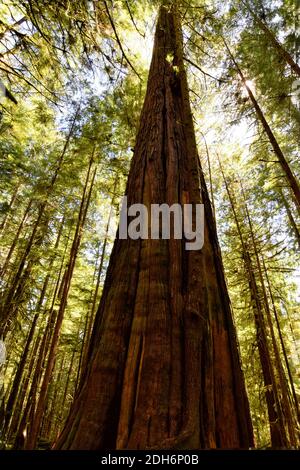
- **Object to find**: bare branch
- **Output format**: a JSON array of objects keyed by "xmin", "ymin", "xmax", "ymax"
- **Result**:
[
  {"xmin": 103, "ymin": 1, "xmax": 141, "ymax": 80},
  {"xmin": 183, "ymin": 56, "xmax": 226, "ymax": 83},
  {"xmin": 125, "ymin": 1, "xmax": 145, "ymax": 38}
]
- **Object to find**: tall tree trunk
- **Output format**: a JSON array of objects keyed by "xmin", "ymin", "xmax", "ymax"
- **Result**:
[
  {"xmin": 41, "ymin": 353, "xmax": 66, "ymax": 442},
  {"xmin": 52, "ymin": 334, "xmax": 79, "ymax": 440},
  {"xmin": 278, "ymin": 188, "xmax": 300, "ymax": 249},
  {"xmin": 2, "ymin": 215, "xmax": 65, "ymax": 436},
  {"xmin": 0, "ymin": 223, "xmax": 50, "ymax": 338},
  {"xmin": 218, "ymin": 156, "xmax": 287, "ymax": 447},
  {"xmin": 55, "ymin": 5, "xmax": 253, "ymax": 450},
  {"xmin": 78, "ymin": 177, "xmax": 118, "ymax": 382},
  {"xmin": 25, "ymin": 156, "xmax": 96, "ymax": 449},
  {"xmin": 6, "ymin": 332, "xmax": 41, "ymax": 444},
  {"xmin": 0, "ymin": 198, "xmax": 33, "ymax": 279},
  {"xmin": 224, "ymin": 40, "xmax": 300, "ymax": 214},
  {"xmin": 244, "ymin": 250, "xmax": 287, "ymax": 447},
  {"xmin": 13, "ymin": 248, "xmax": 67, "ymax": 448},
  {"xmin": 262, "ymin": 257, "xmax": 300, "ymax": 426},
  {"xmin": 201, "ymin": 133, "xmax": 215, "ymax": 218},
  {"xmin": 0, "ymin": 107, "xmax": 79, "ymax": 336},
  {"xmin": 12, "ymin": 221, "xmax": 72, "ymax": 448},
  {"xmin": 2, "ymin": 313, "xmax": 39, "ymax": 436}
]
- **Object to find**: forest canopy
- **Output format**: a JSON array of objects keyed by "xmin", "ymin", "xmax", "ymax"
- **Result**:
[{"xmin": 0, "ymin": 0, "xmax": 299, "ymax": 452}]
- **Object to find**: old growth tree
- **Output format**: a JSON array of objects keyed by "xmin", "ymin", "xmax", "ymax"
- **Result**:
[{"xmin": 54, "ymin": 3, "xmax": 254, "ymax": 450}]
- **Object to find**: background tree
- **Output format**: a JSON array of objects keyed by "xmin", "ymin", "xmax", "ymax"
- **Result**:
[{"xmin": 0, "ymin": 0, "xmax": 299, "ymax": 450}]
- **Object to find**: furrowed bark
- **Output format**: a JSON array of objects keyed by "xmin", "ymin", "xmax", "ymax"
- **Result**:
[{"xmin": 55, "ymin": 5, "xmax": 253, "ymax": 450}]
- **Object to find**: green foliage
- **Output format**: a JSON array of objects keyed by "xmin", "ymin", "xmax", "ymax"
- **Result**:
[{"xmin": 0, "ymin": 0, "xmax": 299, "ymax": 449}]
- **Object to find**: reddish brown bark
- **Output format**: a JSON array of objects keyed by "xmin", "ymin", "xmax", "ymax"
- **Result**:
[{"xmin": 55, "ymin": 5, "xmax": 253, "ymax": 450}]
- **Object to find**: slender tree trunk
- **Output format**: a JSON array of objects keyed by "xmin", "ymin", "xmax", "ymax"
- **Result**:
[
  {"xmin": 25, "ymin": 156, "xmax": 96, "ymax": 449},
  {"xmin": 7, "ymin": 332, "xmax": 42, "ymax": 444},
  {"xmin": 262, "ymin": 257, "xmax": 300, "ymax": 426},
  {"xmin": 41, "ymin": 354, "xmax": 66, "ymax": 442},
  {"xmin": 2, "ymin": 215, "xmax": 65, "ymax": 435},
  {"xmin": 0, "ymin": 108, "xmax": 79, "ymax": 336},
  {"xmin": 59, "ymin": 349, "xmax": 76, "ymax": 416},
  {"xmin": 14, "ymin": 306, "xmax": 58, "ymax": 448},
  {"xmin": 52, "ymin": 338, "xmax": 79, "ymax": 439},
  {"xmin": 14, "ymin": 316, "xmax": 56, "ymax": 447},
  {"xmin": 201, "ymin": 133, "xmax": 215, "ymax": 218},
  {"xmin": 13, "ymin": 234, "xmax": 70, "ymax": 448},
  {"xmin": 245, "ymin": 250, "xmax": 287, "ymax": 447},
  {"xmin": 218, "ymin": 157, "xmax": 287, "ymax": 447},
  {"xmin": 78, "ymin": 177, "xmax": 118, "ymax": 381},
  {"xmin": 242, "ymin": 185, "xmax": 298, "ymax": 446},
  {"xmin": 2, "ymin": 313, "xmax": 39, "ymax": 434},
  {"xmin": 0, "ymin": 221, "xmax": 50, "ymax": 338},
  {"xmin": 224, "ymin": 40, "xmax": 300, "ymax": 214},
  {"xmin": 74, "ymin": 246, "xmax": 100, "ymax": 389},
  {"xmin": 278, "ymin": 188, "xmax": 300, "ymax": 249},
  {"xmin": 55, "ymin": 5, "xmax": 253, "ymax": 450}
]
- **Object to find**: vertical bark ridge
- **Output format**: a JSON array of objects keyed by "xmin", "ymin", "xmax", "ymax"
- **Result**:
[{"xmin": 55, "ymin": 4, "xmax": 253, "ymax": 450}]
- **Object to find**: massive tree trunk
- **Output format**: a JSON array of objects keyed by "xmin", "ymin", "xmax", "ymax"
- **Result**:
[{"xmin": 55, "ymin": 4, "xmax": 253, "ymax": 450}]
